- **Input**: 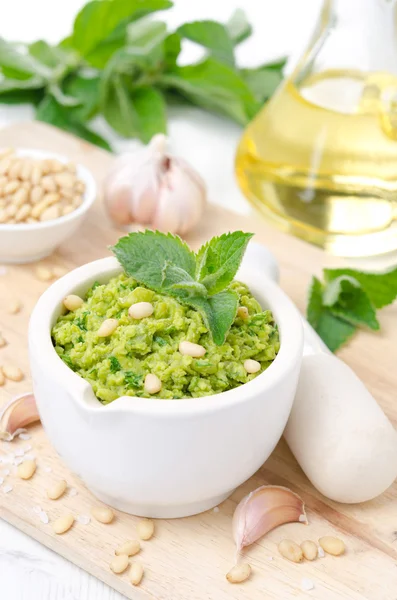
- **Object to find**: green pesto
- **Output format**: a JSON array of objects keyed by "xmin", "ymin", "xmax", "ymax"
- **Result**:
[{"xmin": 52, "ymin": 274, "xmax": 280, "ymax": 403}]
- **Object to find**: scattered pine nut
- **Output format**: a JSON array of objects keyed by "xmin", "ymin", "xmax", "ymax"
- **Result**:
[
  {"xmin": 17, "ymin": 459, "xmax": 36, "ymax": 480},
  {"xmin": 110, "ymin": 555, "xmax": 129, "ymax": 574},
  {"xmin": 137, "ymin": 518, "xmax": 155, "ymax": 541},
  {"xmin": 91, "ymin": 505, "xmax": 114, "ymax": 524},
  {"xmin": 97, "ymin": 318, "xmax": 118, "ymax": 337},
  {"xmin": 226, "ymin": 563, "xmax": 251, "ymax": 584},
  {"xmin": 63, "ymin": 295, "xmax": 84, "ymax": 311},
  {"xmin": 237, "ymin": 306, "xmax": 249, "ymax": 319},
  {"xmin": 8, "ymin": 300, "xmax": 21, "ymax": 314},
  {"xmin": 53, "ymin": 514, "xmax": 74, "ymax": 534},
  {"xmin": 3, "ymin": 365, "xmax": 24, "ymax": 382},
  {"xmin": 128, "ymin": 302, "xmax": 154, "ymax": 319},
  {"xmin": 35, "ymin": 265, "xmax": 54, "ymax": 282},
  {"xmin": 47, "ymin": 479, "xmax": 67, "ymax": 500},
  {"xmin": 144, "ymin": 374, "xmax": 162, "ymax": 395},
  {"xmin": 243, "ymin": 359, "xmax": 261, "ymax": 374},
  {"xmin": 300, "ymin": 540, "xmax": 318, "ymax": 561},
  {"xmin": 319, "ymin": 536, "xmax": 345, "ymax": 556},
  {"xmin": 178, "ymin": 341, "xmax": 206, "ymax": 358},
  {"xmin": 115, "ymin": 540, "xmax": 141, "ymax": 557},
  {"xmin": 278, "ymin": 539, "xmax": 304, "ymax": 563},
  {"xmin": 130, "ymin": 562, "xmax": 144, "ymax": 586}
]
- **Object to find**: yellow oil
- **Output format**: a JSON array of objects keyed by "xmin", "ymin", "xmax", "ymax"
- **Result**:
[{"xmin": 236, "ymin": 69, "xmax": 397, "ymax": 256}]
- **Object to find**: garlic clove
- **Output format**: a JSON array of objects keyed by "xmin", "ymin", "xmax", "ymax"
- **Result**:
[
  {"xmin": 0, "ymin": 393, "xmax": 40, "ymax": 441},
  {"xmin": 233, "ymin": 485, "xmax": 307, "ymax": 554}
]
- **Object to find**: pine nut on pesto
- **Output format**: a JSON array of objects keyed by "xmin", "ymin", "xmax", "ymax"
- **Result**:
[{"xmin": 52, "ymin": 274, "xmax": 280, "ymax": 402}]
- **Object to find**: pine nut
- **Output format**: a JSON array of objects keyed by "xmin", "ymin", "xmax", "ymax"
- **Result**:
[
  {"xmin": 20, "ymin": 160, "xmax": 32, "ymax": 180},
  {"xmin": 128, "ymin": 302, "xmax": 154, "ymax": 319},
  {"xmin": 237, "ymin": 306, "xmax": 249, "ymax": 319},
  {"xmin": 301, "ymin": 540, "xmax": 318, "ymax": 561},
  {"xmin": 110, "ymin": 555, "xmax": 129, "ymax": 574},
  {"xmin": 73, "ymin": 195, "xmax": 83, "ymax": 208},
  {"xmin": 0, "ymin": 209, "xmax": 6, "ymax": 223},
  {"xmin": 15, "ymin": 204, "xmax": 31, "ymax": 222},
  {"xmin": 4, "ymin": 180, "xmax": 19, "ymax": 195},
  {"xmin": 179, "ymin": 341, "xmax": 206, "ymax": 358},
  {"xmin": 12, "ymin": 187, "xmax": 28, "ymax": 207},
  {"xmin": 5, "ymin": 204, "xmax": 17, "ymax": 218},
  {"xmin": 31, "ymin": 199, "xmax": 48, "ymax": 218},
  {"xmin": 97, "ymin": 319, "xmax": 118, "ymax": 337},
  {"xmin": 8, "ymin": 159, "xmax": 22, "ymax": 179},
  {"xmin": 8, "ymin": 299, "xmax": 21, "ymax": 314},
  {"xmin": 319, "ymin": 536, "xmax": 345, "ymax": 556},
  {"xmin": 30, "ymin": 185, "xmax": 44, "ymax": 204},
  {"xmin": 63, "ymin": 295, "xmax": 84, "ymax": 311},
  {"xmin": 53, "ymin": 266, "xmax": 68, "ymax": 278},
  {"xmin": 47, "ymin": 479, "xmax": 67, "ymax": 500},
  {"xmin": 130, "ymin": 562, "xmax": 144, "ymax": 586},
  {"xmin": 91, "ymin": 506, "xmax": 114, "ymax": 524},
  {"xmin": 55, "ymin": 173, "xmax": 76, "ymax": 188},
  {"xmin": 66, "ymin": 162, "xmax": 76, "ymax": 173},
  {"xmin": 115, "ymin": 540, "xmax": 141, "ymax": 557},
  {"xmin": 76, "ymin": 181, "xmax": 85, "ymax": 194},
  {"xmin": 49, "ymin": 160, "xmax": 63, "ymax": 173},
  {"xmin": 43, "ymin": 192, "xmax": 60, "ymax": 206},
  {"xmin": 226, "ymin": 563, "xmax": 251, "ymax": 584},
  {"xmin": 244, "ymin": 359, "xmax": 261, "ymax": 374},
  {"xmin": 137, "ymin": 518, "xmax": 155, "ymax": 540},
  {"xmin": 31, "ymin": 165, "xmax": 42, "ymax": 185},
  {"xmin": 3, "ymin": 365, "xmax": 24, "ymax": 381},
  {"xmin": 53, "ymin": 514, "xmax": 74, "ymax": 534},
  {"xmin": 0, "ymin": 368, "xmax": 5, "ymax": 386},
  {"xmin": 41, "ymin": 175, "xmax": 56, "ymax": 192},
  {"xmin": 0, "ymin": 158, "xmax": 12, "ymax": 175},
  {"xmin": 40, "ymin": 204, "xmax": 61, "ymax": 221},
  {"xmin": 35, "ymin": 265, "xmax": 54, "ymax": 282},
  {"xmin": 278, "ymin": 539, "xmax": 304, "ymax": 563},
  {"xmin": 17, "ymin": 459, "xmax": 36, "ymax": 480},
  {"xmin": 144, "ymin": 374, "xmax": 162, "ymax": 395},
  {"xmin": 62, "ymin": 205, "xmax": 75, "ymax": 216}
]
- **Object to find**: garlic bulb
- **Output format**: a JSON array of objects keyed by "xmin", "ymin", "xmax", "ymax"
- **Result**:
[{"xmin": 104, "ymin": 135, "xmax": 207, "ymax": 235}]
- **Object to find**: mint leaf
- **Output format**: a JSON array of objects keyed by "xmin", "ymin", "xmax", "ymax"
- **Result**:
[
  {"xmin": 189, "ymin": 290, "xmax": 239, "ymax": 346},
  {"xmin": 226, "ymin": 9, "xmax": 252, "ymax": 45},
  {"xmin": 241, "ymin": 66, "xmax": 282, "ymax": 103},
  {"xmin": 36, "ymin": 95, "xmax": 112, "ymax": 151},
  {"xmin": 164, "ymin": 32, "xmax": 181, "ymax": 69},
  {"xmin": 196, "ymin": 231, "xmax": 253, "ymax": 295},
  {"xmin": 132, "ymin": 86, "xmax": 167, "ymax": 142},
  {"xmin": 112, "ymin": 230, "xmax": 196, "ymax": 291},
  {"xmin": 71, "ymin": 0, "xmax": 172, "ymax": 58},
  {"xmin": 28, "ymin": 41, "xmax": 67, "ymax": 68},
  {"xmin": 101, "ymin": 72, "xmax": 139, "ymax": 137},
  {"xmin": 161, "ymin": 263, "xmax": 208, "ymax": 299},
  {"xmin": 64, "ymin": 74, "xmax": 101, "ymax": 121},
  {"xmin": 177, "ymin": 21, "xmax": 235, "ymax": 66},
  {"xmin": 0, "ymin": 38, "xmax": 50, "ymax": 78},
  {"xmin": 324, "ymin": 267, "xmax": 397, "ymax": 309},
  {"xmin": 307, "ymin": 277, "xmax": 356, "ymax": 352},
  {"xmin": 323, "ymin": 275, "xmax": 379, "ymax": 331},
  {"xmin": 127, "ymin": 18, "xmax": 167, "ymax": 48}
]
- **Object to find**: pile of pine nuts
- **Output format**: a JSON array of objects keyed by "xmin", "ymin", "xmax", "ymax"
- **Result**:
[{"xmin": 0, "ymin": 149, "xmax": 86, "ymax": 224}]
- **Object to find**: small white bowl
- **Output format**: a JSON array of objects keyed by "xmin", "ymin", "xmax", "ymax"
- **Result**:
[
  {"xmin": 29, "ymin": 251, "xmax": 303, "ymax": 518},
  {"xmin": 0, "ymin": 149, "xmax": 96, "ymax": 264}
]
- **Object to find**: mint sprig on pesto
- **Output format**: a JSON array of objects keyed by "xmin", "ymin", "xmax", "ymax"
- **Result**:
[
  {"xmin": 112, "ymin": 230, "xmax": 253, "ymax": 345},
  {"xmin": 307, "ymin": 266, "xmax": 397, "ymax": 352}
]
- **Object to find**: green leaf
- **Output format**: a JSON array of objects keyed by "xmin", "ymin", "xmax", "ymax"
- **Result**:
[
  {"xmin": 307, "ymin": 276, "xmax": 356, "ymax": 352},
  {"xmin": 164, "ymin": 33, "xmax": 181, "ymax": 69},
  {"xmin": 127, "ymin": 18, "xmax": 167, "ymax": 49},
  {"xmin": 189, "ymin": 290, "xmax": 239, "ymax": 345},
  {"xmin": 111, "ymin": 230, "xmax": 196, "ymax": 290},
  {"xmin": 0, "ymin": 75, "xmax": 45, "ymax": 94},
  {"xmin": 323, "ymin": 275, "xmax": 379, "ymax": 331},
  {"xmin": 161, "ymin": 58, "xmax": 259, "ymax": 124},
  {"xmin": 161, "ymin": 262, "xmax": 208, "ymax": 299},
  {"xmin": 109, "ymin": 356, "xmax": 121, "ymax": 372},
  {"xmin": 48, "ymin": 82, "xmax": 82, "ymax": 107},
  {"xmin": 241, "ymin": 66, "xmax": 283, "ymax": 102},
  {"xmin": 196, "ymin": 231, "xmax": 253, "ymax": 295},
  {"xmin": 28, "ymin": 40, "xmax": 67, "ymax": 68},
  {"xmin": 36, "ymin": 95, "xmax": 112, "ymax": 151},
  {"xmin": 132, "ymin": 86, "xmax": 167, "ymax": 142},
  {"xmin": 226, "ymin": 9, "xmax": 253, "ymax": 45},
  {"xmin": 101, "ymin": 73, "xmax": 139, "ymax": 137},
  {"xmin": 72, "ymin": 0, "xmax": 172, "ymax": 58},
  {"xmin": 64, "ymin": 74, "xmax": 101, "ymax": 120},
  {"xmin": 177, "ymin": 21, "xmax": 235, "ymax": 66},
  {"xmin": 0, "ymin": 38, "xmax": 50, "ymax": 78},
  {"xmin": 324, "ymin": 267, "xmax": 397, "ymax": 309},
  {"xmin": 0, "ymin": 88, "xmax": 43, "ymax": 104}
]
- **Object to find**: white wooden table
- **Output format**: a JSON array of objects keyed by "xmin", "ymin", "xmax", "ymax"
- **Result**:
[{"xmin": 4, "ymin": 1, "xmax": 391, "ymax": 599}]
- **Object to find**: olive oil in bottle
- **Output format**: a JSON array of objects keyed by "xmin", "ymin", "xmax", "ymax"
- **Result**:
[{"xmin": 236, "ymin": 0, "xmax": 397, "ymax": 256}]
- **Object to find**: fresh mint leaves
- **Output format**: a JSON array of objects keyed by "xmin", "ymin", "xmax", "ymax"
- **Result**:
[
  {"xmin": 112, "ymin": 230, "xmax": 252, "ymax": 345},
  {"xmin": 307, "ymin": 266, "xmax": 397, "ymax": 351},
  {"xmin": 0, "ymin": 2, "xmax": 286, "ymax": 147}
]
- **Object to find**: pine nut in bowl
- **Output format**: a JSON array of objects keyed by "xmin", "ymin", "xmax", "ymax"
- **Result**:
[
  {"xmin": 29, "ymin": 236, "xmax": 303, "ymax": 518},
  {"xmin": 0, "ymin": 148, "xmax": 96, "ymax": 263}
]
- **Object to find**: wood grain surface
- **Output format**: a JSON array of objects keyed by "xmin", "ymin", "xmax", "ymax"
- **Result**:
[{"xmin": 0, "ymin": 122, "xmax": 396, "ymax": 600}]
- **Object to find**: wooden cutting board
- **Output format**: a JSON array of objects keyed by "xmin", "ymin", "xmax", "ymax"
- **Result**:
[{"xmin": 0, "ymin": 121, "xmax": 396, "ymax": 600}]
